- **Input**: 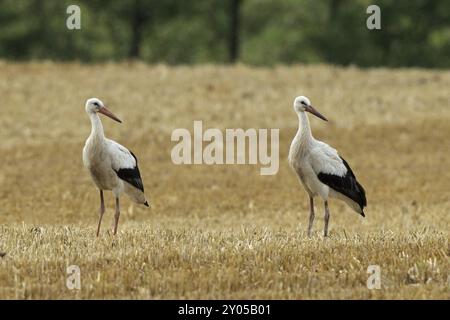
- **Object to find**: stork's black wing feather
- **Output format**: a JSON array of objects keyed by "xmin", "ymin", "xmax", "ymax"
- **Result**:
[
  {"xmin": 114, "ymin": 152, "xmax": 144, "ymax": 192},
  {"xmin": 317, "ymin": 157, "xmax": 366, "ymax": 210}
]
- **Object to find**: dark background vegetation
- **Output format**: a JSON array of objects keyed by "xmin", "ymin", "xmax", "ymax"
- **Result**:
[{"xmin": 0, "ymin": 0, "xmax": 449, "ymax": 68}]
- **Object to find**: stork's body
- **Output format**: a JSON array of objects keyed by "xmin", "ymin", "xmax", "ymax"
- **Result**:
[
  {"xmin": 83, "ymin": 98, "xmax": 149, "ymax": 236},
  {"xmin": 288, "ymin": 96, "xmax": 366, "ymax": 237}
]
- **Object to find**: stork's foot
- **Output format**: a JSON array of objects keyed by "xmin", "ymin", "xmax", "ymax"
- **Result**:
[
  {"xmin": 113, "ymin": 214, "xmax": 120, "ymax": 235},
  {"xmin": 323, "ymin": 201, "xmax": 330, "ymax": 238},
  {"xmin": 113, "ymin": 197, "xmax": 120, "ymax": 235},
  {"xmin": 97, "ymin": 190, "xmax": 105, "ymax": 237},
  {"xmin": 307, "ymin": 196, "xmax": 315, "ymax": 238},
  {"xmin": 97, "ymin": 208, "xmax": 104, "ymax": 237}
]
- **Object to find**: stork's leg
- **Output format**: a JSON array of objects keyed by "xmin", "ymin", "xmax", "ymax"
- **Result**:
[
  {"xmin": 113, "ymin": 197, "xmax": 120, "ymax": 235},
  {"xmin": 324, "ymin": 201, "xmax": 330, "ymax": 237},
  {"xmin": 96, "ymin": 190, "xmax": 105, "ymax": 237},
  {"xmin": 307, "ymin": 196, "xmax": 315, "ymax": 237}
]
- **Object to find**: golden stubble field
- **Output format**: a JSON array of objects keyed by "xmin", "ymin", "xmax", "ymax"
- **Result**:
[{"xmin": 0, "ymin": 62, "xmax": 449, "ymax": 299}]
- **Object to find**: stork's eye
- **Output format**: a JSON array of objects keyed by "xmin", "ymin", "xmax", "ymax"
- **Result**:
[
  {"xmin": 93, "ymin": 102, "xmax": 99, "ymax": 106},
  {"xmin": 301, "ymin": 101, "xmax": 307, "ymax": 106}
]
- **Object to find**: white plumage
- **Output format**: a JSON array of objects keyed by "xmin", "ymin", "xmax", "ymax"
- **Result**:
[
  {"xmin": 83, "ymin": 98, "xmax": 149, "ymax": 236},
  {"xmin": 289, "ymin": 96, "xmax": 366, "ymax": 237}
]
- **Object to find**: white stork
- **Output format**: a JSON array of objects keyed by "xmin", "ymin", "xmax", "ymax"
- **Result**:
[
  {"xmin": 82, "ymin": 98, "xmax": 149, "ymax": 236},
  {"xmin": 288, "ymin": 96, "xmax": 366, "ymax": 237}
]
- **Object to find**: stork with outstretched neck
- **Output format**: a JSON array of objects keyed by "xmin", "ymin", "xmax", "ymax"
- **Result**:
[
  {"xmin": 288, "ymin": 96, "xmax": 366, "ymax": 237},
  {"xmin": 83, "ymin": 98, "xmax": 149, "ymax": 236}
]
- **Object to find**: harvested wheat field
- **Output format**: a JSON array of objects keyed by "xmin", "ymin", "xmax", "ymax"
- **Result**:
[{"xmin": 0, "ymin": 62, "xmax": 449, "ymax": 299}]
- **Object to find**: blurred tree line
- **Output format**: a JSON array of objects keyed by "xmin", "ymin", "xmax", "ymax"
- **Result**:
[{"xmin": 0, "ymin": 0, "xmax": 449, "ymax": 68}]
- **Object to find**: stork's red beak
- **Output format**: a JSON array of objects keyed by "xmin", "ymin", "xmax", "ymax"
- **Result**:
[
  {"xmin": 306, "ymin": 105, "xmax": 328, "ymax": 122},
  {"xmin": 98, "ymin": 106, "xmax": 122, "ymax": 123}
]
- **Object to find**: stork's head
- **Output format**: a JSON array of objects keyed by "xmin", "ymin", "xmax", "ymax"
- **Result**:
[
  {"xmin": 293, "ymin": 96, "xmax": 328, "ymax": 121},
  {"xmin": 85, "ymin": 98, "xmax": 122, "ymax": 123}
]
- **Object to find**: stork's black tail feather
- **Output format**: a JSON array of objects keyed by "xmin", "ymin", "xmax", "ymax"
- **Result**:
[{"xmin": 317, "ymin": 156, "xmax": 367, "ymax": 217}]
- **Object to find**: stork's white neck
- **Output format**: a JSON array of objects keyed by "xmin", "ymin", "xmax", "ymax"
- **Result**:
[
  {"xmin": 296, "ymin": 111, "xmax": 313, "ymax": 145},
  {"xmin": 289, "ymin": 111, "xmax": 314, "ymax": 164},
  {"xmin": 88, "ymin": 112, "xmax": 105, "ymax": 140}
]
